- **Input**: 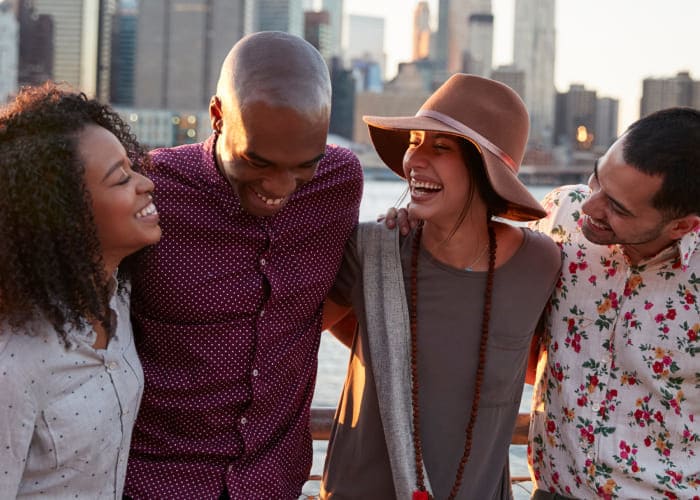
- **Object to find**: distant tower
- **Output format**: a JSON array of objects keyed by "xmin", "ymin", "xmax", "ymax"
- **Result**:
[
  {"xmin": 322, "ymin": 0, "xmax": 342, "ymax": 58},
  {"xmin": 304, "ymin": 10, "xmax": 332, "ymax": 60},
  {"xmin": 595, "ymin": 97, "xmax": 619, "ymax": 149},
  {"xmin": 490, "ymin": 64, "xmax": 525, "ymax": 100},
  {"xmin": 412, "ymin": 1, "xmax": 430, "ymax": 61},
  {"xmin": 33, "ymin": 0, "xmax": 116, "ymax": 101},
  {"xmin": 0, "ymin": 0, "xmax": 18, "ymax": 102},
  {"xmin": 135, "ymin": 0, "xmax": 245, "ymax": 110},
  {"xmin": 347, "ymin": 14, "xmax": 385, "ymax": 81},
  {"xmin": 513, "ymin": 0, "xmax": 556, "ymax": 147},
  {"xmin": 554, "ymin": 84, "xmax": 597, "ymax": 150},
  {"xmin": 640, "ymin": 71, "xmax": 700, "ymax": 117},
  {"xmin": 445, "ymin": 0, "xmax": 491, "ymax": 74},
  {"xmin": 110, "ymin": 0, "xmax": 136, "ymax": 105},
  {"xmin": 15, "ymin": 0, "xmax": 54, "ymax": 87},
  {"xmin": 246, "ymin": 0, "xmax": 303, "ymax": 37},
  {"xmin": 464, "ymin": 12, "xmax": 493, "ymax": 77}
]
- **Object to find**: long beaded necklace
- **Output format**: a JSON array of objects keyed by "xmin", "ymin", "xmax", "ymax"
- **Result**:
[{"xmin": 410, "ymin": 220, "xmax": 496, "ymax": 500}]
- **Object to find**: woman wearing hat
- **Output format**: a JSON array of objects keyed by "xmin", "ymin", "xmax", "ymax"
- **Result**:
[{"xmin": 321, "ymin": 74, "xmax": 561, "ymax": 499}]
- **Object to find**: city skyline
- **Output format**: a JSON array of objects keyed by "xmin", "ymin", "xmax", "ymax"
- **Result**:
[{"xmin": 346, "ymin": 0, "xmax": 700, "ymax": 133}]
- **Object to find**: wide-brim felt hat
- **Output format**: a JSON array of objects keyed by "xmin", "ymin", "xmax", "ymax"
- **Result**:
[{"xmin": 363, "ymin": 73, "xmax": 546, "ymax": 221}]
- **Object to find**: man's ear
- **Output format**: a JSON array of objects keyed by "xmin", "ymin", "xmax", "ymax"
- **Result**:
[
  {"xmin": 667, "ymin": 214, "xmax": 700, "ymax": 240},
  {"xmin": 209, "ymin": 95, "xmax": 223, "ymax": 131}
]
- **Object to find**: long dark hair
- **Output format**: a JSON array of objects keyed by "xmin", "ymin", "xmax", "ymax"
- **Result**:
[
  {"xmin": 446, "ymin": 138, "xmax": 508, "ymax": 237},
  {"xmin": 0, "ymin": 83, "xmax": 149, "ymax": 338}
]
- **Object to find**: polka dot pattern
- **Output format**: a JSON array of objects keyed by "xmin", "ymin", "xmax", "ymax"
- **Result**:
[{"xmin": 125, "ymin": 135, "xmax": 362, "ymax": 499}]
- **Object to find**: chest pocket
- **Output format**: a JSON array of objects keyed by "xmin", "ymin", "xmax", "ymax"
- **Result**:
[
  {"xmin": 480, "ymin": 328, "xmax": 533, "ymax": 408},
  {"xmin": 41, "ymin": 371, "xmax": 122, "ymax": 472}
]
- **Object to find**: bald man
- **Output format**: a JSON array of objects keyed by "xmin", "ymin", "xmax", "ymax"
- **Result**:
[{"xmin": 124, "ymin": 32, "xmax": 363, "ymax": 499}]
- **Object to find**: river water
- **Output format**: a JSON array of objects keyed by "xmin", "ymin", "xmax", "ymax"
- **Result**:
[{"xmin": 305, "ymin": 180, "xmax": 556, "ymax": 499}]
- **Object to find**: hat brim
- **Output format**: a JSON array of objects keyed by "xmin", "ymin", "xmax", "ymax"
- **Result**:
[{"xmin": 363, "ymin": 114, "xmax": 546, "ymax": 222}]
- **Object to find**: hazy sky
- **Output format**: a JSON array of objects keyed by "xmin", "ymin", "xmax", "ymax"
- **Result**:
[{"xmin": 345, "ymin": 0, "xmax": 700, "ymax": 133}]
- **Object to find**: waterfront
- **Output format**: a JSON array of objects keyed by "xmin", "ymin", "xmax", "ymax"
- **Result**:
[{"xmin": 306, "ymin": 180, "xmax": 556, "ymax": 498}]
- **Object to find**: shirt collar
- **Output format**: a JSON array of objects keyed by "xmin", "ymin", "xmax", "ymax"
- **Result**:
[{"xmin": 620, "ymin": 226, "xmax": 700, "ymax": 271}]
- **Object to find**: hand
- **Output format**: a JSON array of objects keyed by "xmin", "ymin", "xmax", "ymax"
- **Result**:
[{"xmin": 377, "ymin": 206, "xmax": 416, "ymax": 236}]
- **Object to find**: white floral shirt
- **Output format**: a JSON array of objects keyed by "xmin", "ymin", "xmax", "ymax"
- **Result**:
[{"xmin": 528, "ymin": 185, "xmax": 700, "ymax": 499}]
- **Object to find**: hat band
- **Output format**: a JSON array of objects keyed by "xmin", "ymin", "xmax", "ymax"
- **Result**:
[{"xmin": 416, "ymin": 109, "xmax": 517, "ymax": 172}]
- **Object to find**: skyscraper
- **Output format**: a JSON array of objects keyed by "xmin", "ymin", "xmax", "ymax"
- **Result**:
[
  {"xmin": 322, "ymin": 0, "xmax": 342, "ymax": 58},
  {"xmin": 13, "ymin": 0, "xmax": 53, "ymax": 87},
  {"xmin": 465, "ymin": 12, "xmax": 493, "ymax": 77},
  {"xmin": 134, "ymin": 0, "xmax": 245, "ymax": 110},
  {"xmin": 513, "ymin": 0, "xmax": 556, "ymax": 147},
  {"xmin": 640, "ymin": 71, "xmax": 700, "ymax": 117},
  {"xmin": 304, "ymin": 10, "xmax": 332, "ymax": 60},
  {"xmin": 0, "ymin": 0, "xmax": 18, "ymax": 102},
  {"xmin": 33, "ymin": 0, "xmax": 115, "ymax": 101},
  {"xmin": 412, "ymin": 1, "xmax": 430, "ymax": 61},
  {"xmin": 110, "ymin": 0, "xmax": 136, "ymax": 105},
  {"xmin": 245, "ymin": 0, "xmax": 303, "ymax": 37},
  {"xmin": 347, "ymin": 14, "xmax": 385, "ymax": 80}
]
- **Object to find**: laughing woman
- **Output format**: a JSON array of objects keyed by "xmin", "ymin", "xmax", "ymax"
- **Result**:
[
  {"xmin": 0, "ymin": 84, "xmax": 160, "ymax": 498},
  {"xmin": 321, "ymin": 75, "xmax": 561, "ymax": 499}
]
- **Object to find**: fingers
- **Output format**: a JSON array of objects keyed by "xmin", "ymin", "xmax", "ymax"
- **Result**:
[
  {"xmin": 397, "ymin": 207, "xmax": 411, "ymax": 235},
  {"xmin": 379, "ymin": 207, "xmax": 398, "ymax": 229}
]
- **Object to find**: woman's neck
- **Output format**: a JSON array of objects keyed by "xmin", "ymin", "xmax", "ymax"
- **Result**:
[{"xmin": 421, "ymin": 216, "xmax": 490, "ymax": 270}]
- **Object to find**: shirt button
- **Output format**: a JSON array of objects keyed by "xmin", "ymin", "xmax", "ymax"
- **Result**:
[
  {"xmin": 259, "ymin": 309, "xmax": 265, "ymax": 318},
  {"xmin": 227, "ymin": 464, "xmax": 234, "ymax": 474},
  {"xmin": 107, "ymin": 361, "xmax": 118, "ymax": 371},
  {"xmin": 587, "ymin": 451, "xmax": 595, "ymax": 460},
  {"xmin": 260, "ymin": 258, "xmax": 266, "ymax": 266},
  {"xmin": 591, "ymin": 403, "xmax": 600, "ymax": 412},
  {"xmin": 252, "ymin": 369, "xmax": 259, "ymax": 377},
  {"xmin": 240, "ymin": 417, "xmax": 247, "ymax": 425}
]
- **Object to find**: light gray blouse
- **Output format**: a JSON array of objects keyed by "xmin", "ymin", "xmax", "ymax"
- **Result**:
[{"xmin": 0, "ymin": 287, "xmax": 143, "ymax": 499}]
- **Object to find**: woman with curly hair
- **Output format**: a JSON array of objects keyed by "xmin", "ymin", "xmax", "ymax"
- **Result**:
[{"xmin": 0, "ymin": 83, "xmax": 161, "ymax": 497}]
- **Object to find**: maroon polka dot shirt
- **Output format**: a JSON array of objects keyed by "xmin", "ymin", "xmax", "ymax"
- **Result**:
[{"xmin": 124, "ymin": 135, "xmax": 362, "ymax": 499}]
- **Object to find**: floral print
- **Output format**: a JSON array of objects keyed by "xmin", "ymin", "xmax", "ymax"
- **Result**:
[{"xmin": 528, "ymin": 185, "xmax": 700, "ymax": 499}]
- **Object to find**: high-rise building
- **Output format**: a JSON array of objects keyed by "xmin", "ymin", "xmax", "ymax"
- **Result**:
[
  {"xmin": 554, "ymin": 84, "xmax": 597, "ymax": 150},
  {"xmin": 595, "ymin": 97, "xmax": 619, "ymax": 149},
  {"xmin": 13, "ymin": 0, "xmax": 53, "ymax": 87},
  {"xmin": 328, "ymin": 56, "xmax": 354, "ymax": 140},
  {"xmin": 347, "ymin": 14, "xmax": 385, "ymax": 80},
  {"xmin": 433, "ymin": 0, "xmax": 448, "ymax": 75},
  {"xmin": 32, "ymin": 0, "xmax": 116, "ymax": 101},
  {"xmin": 0, "ymin": 0, "xmax": 18, "ymax": 102},
  {"xmin": 322, "ymin": 0, "xmax": 342, "ymax": 58},
  {"xmin": 245, "ymin": 0, "xmax": 303, "ymax": 37},
  {"xmin": 134, "ymin": 0, "xmax": 245, "ymax": 110},
  {"xmin": 109, "ymin": 0, "xmax": 136, "ymax": 105},
  {"xmin": 513, "ymin": 0, "xmax": 556, "ymax": 147},
  {"xmin": 464, "ymin": 13, "xmax": 493, "ymax": 77},
  {"xmin": 444, "ymin": 0, "xmax": 491, "ymax": 74},
  {"xmin": 490, "ymin": 64, "xmax": 525, "ymax": 100},
  {"xmin": 640, "ymin": 71, "xmax": 700, "ymax": 117},
  {"xmin": 412, "ymin": 1, "xmax": 430, "ymax": 61},
  {"xmin": 304, "ymin": 10, "xmax": 332, "ymax": 60},
  {"xmin": 554, "ymin": 83, "xmax": 619, "ymax": 153}
]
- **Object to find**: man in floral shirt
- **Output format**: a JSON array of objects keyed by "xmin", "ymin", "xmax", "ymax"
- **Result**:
[{"xmin": 528, "ymin": 107, "xmax": 700, "ymax": 499}]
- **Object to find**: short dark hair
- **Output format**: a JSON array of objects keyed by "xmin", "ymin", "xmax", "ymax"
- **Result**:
[
  {"xmin": 623, "ymin": 107, "xmax": 700, "ymax": 218},
  {"xmin": 0, "ymin": 83, "xmax": 149, "ymax": 338}
]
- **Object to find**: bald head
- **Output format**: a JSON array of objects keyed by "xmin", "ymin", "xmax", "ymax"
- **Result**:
[{"xmin": 216, "ymin": 31, "xmax": 331, "ymax": 120}]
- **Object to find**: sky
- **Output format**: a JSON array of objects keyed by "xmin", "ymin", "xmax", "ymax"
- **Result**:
[{"xmin": 344, "ymin": 0, "xmax": 700, "ymax": 133}]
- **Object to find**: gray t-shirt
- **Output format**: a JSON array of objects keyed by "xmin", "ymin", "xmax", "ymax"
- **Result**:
[{"xmin": 322, "ymin": 227, "xmax": 561, "ymax": 499}]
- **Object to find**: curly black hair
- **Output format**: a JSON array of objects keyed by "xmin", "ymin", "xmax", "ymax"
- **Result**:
[{"xmin": 0, "ymin": 82, "xmax": 150, "ymax": 338}]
